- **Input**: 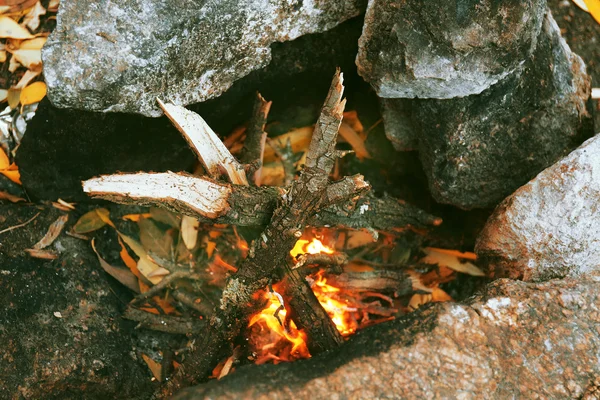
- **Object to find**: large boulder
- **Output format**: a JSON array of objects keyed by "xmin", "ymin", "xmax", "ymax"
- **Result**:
[
  {"xmin": 42, "ymin": 0, "xmax": 365, "ymax": 117},
  {"xmin": 382, "ymin": 11, "xmax": 594, "ymax": 209},
  {"xmin": 173, "ymin": 276, "xmax": 600, "ymax": 399},
  {"xmin": 356, "ymin": 0, "xmax": 546, "ymax": 99},
  {"xmin": 476, "ymin": 134, "xmax": 600, "ymax": 281}
]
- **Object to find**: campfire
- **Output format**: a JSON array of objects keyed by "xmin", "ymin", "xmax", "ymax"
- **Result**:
[{"xmin": 74, "ymin": 70, "xmax": 484, "ymax": 397}]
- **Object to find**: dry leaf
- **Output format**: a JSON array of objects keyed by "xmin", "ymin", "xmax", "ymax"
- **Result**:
[
  {"xmin": 181, "ymin": 215, "xmax": 199, "ymax": 250},
  {"xmin": 138, "ymin": 217, "xmax": 173, "ymax": 260},
  {"xmin": 146, "ymin": 267, "xmax": 170, "ymax": 278},
  {"xmin": 573, "ymin": 0, "xmax": 589, "ymax": 11},
  {"xmin": 25, "ymin": 248, "xmax": 57, "ymax": 259},
  {"xmin": 122, "ymin": 213, "xmax": 151, "ymax": 222},
  {"xmin": 31, "ymin": 214, "xmax": 68, "ymax": 250},
  {"xmin": 338, "ymin": 122, "xmax": 371, "ymax": 160},
  {"xmin": 342, "ymin": 111, "xmax": 365, "ymax": 139},
  {"xmin": 0, "ymin": 190, "xmax": 25, "ymax": 202},
  {"xmin": 0, "ymin": 16, "xmax": 34, "ymax": 39},
  {"xmin": 8, "ymin": 54, "xmax": 19, "ymax": 72},
  {"xmin": 73, "ymin": 208, "xmax": 109, "ymax": 234},
  {"xmin": 149, "ymin": 207, "xmax": 180, "ymax": 227},
  {"xmin": 11, "ymin": 49, "xmax": 41, "ymax": 70},
  {"xmin": 137, "ymin": 256, "xmax": 164, "ymax": 285},
  {"xmin": 584, "ymin": 0, "xmax": 600, "ymax": 24},
  {"xmin": 421, "ymin": 247, "xmax": 485, "ymax": 277},
  {"xmin": 142, "ymin": 353, "xmax": 163, "ymax": 382},
  {"xmin": 20, "ymin": 82, "xmax": 46, "ymax": 106},
  {"xmin": 0, "ymin": 51, "xmax": 5, "ymax": 63},
  {"xmin": 23, "ymin": 1, "xmax": 46, "ymax": 31},
  {"xmin": 47, "ymin": 0, "xmax": 59, "ymax": 12},
  {"xmin": 424, "ymin": 247, "xmax": 477, "ymax": 261},
  {"xmin": 91, "ymin": 239, "xmax": 140, "ymax": 293},
  {"xmin": 263, "ymin": 126, "xmax": 313, "ymax": 163},
  {"xmin": 52, "ymin": 198, "xmax": 76, "ymax": 211},
  {"xmin": 7, "ymin": 88, "xmax": 19, "ymax": 109},
  {"xmin": 1, "ymin": 168, "xmax": 21, "ymax": 184},
  {"xmin": 0, "ymin": 147, "xmax": 9, "ymax": 169},
  {"xmin": 18, "ymin": 36, "xmax": 46, "ymax": 50}
]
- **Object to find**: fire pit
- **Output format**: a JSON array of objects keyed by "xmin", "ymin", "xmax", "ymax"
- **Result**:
[{"xmin": 1, "ymin": 0, "xmax": 600, "ymax": 399}]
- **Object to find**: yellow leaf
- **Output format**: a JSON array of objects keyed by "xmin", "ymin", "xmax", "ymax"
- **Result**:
[
  {"xmin": 424, "ymin": 247, "xmax": 477, "ymax": 261},
  {"xmin": 263, "ymin": 126, "xmax": 313, "ymax": 163},
  {"xmin": 19, "ymin": 37, "xmax": 46, "ymax": 50},
  {"xmin": 95, "ymin": 208, "xmax": 115, "ymax": 228},
  {"xmin": 137, "ymin": 257, "xmax": 164, "ymax": 285},
  {"xmin": 1, "ymin": 168, "xmax": 21, "ymax": 184},
  {"xmin": 0, "ymin": 50, "xmax": 6, "ymax": 63},
  {"xmin": 421, "ymin": 247, "xmax": 485, "ymax": 277},
  {"xmin": 141, "ymin": 354, "xmax": 163, "ymax": 382},
  {"xmin": 181, "ymin": 215, "xmax": 199, "ymax": 250},
  {"xmin": 584, "ymin": 0, "xmax": 600, "ymax": 24},
  {"xmin": 0, "ymin": 147, "xmax": 9, "ymax": 170},
  {"xmin": 338, "ymin": 122, "xmax": 371, "ymax": 160},
  {"xmin": 7, "ymin": 88, "xmax": 20, "ymax": 109},
  {"xmin": 0, "ymin": 16, "xmax": 33, "ymax": 39},
  {"xmin": 11, "ymin": 49, "xmax": 41, "ymax": 70},
  {"xmin": 20, "ymin": 81, "xmax": 46, "ymax": 105},
  {"xmin": 23, "ymin": 1, "xmax": 46, "ymax": 31},
  {"xmin": 73, "ymin": 209, "xmax": 109, "ymax": 234},
  {"xmin": 121, "ymin": 213, "xmax": 151, "ymax": 222}
]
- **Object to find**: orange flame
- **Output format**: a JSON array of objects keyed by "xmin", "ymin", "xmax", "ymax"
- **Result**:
[{"xmin": 247, "ymin": 237, "xmax": 360, "ymax": 364}]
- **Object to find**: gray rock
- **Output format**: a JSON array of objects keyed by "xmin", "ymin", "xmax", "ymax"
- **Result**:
[
  {"xmin": 43, "ymin": 0, "xmax": 365, "ymax": 117},
  {"xmin": 173, "ymin": 276, "xmax": 600, "ymax": 399},
  {"xmin": 379, "ymin": 98, "xmax": 417, "ymax": 151},
  {"xmin": 356, "ymin": 0, "xmax": 546, "ymax": 99},
  {"xmin": 390, "ymin": 11, "xmax": 593, "ymax": 209},
  {"xmin": 476, "ymin": 134, "xmax": 600, "ymax": 281}
]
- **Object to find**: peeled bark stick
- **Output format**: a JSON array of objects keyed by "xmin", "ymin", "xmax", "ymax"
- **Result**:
[
  {"xmin": 157, "ymin": 98, "xmax": 248, "ymax": 185},
  {"xmin": 160, "ymin": 70, "xmax": 360, "ymax": 396},
  {"xmin": 240, "ymin": 92, "xmax": 271, "ymax": 186},
  {"xmin": 83, "ymin": 172, "xmax": 441, "ymax": 231}
]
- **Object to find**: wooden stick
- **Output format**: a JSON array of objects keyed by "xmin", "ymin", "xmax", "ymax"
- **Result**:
[
  {"xmin": 157, "ymin": 98, "xmax": 248, "ymax": 185},
  {"xmin": 241, "ymin": 92, "xmax": 271, "ymax": 186},
  {"xmin": 123, "ymin": 306, "xmax": 206, "ymax": 335}
]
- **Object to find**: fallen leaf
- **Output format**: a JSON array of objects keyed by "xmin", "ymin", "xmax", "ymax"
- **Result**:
[
  {"xmin": 584, "ymin": 0, "xmax": 600, "ymax": 24},
  {"xmin": 137, "ymin": 256, "xmax": 164, "ymax": 285},
  {"xmin": 181, "ymin": 215, "xmax": 199, "ymax": 250},
  {"xmin": 24, "ymin": 248, "xmax": 57, "ymax": 259},
  {"xmin": 52, "ymin": 198, "xmax": 76, "ymax": 211},
  {"xmin": 573, "ymin": 0, "xmax": 589, "ymax": 11},
  {"xmin": 8, "ymin": 54, "xmax": 20, "ymax": 72},
  {"xmin": 53, "ymin": 311, "xmax": 62, "ymax": 318},
  {"xmin": 23, "ymin": 1, "xmax": 46, "ymax": 31},
  {"xmin": 91, "ymin": 238, "xmax": 140, "ymax": 293},
  {"xmin": 19, "ymin": 80, "xmax": 45, "ymax": 105},
  {"xmin": 424, "ymin": 247, "xmax": 477, "ymax": 261},
  {"xmin": 142, "ymin": 354, "xmax": 163, "ymax": 382},
  {"xmin": 149, "ymin": 207, "xmax": 180, "ymax": 227},
  {"xmin": 338, "ymin": 122, "xmax": 371, "ymax": 160},
  {"xmin": 118, "ymin": 237, "xmax": 151, "ymax": 293},
  {"xmin": 31, "ymin": 214, "xmax": 68, "ymax": 250},
  {"xmin": 0, "ymin": 147, "xmax": 9, "ymax": 169},
  {"xmin": 0, "ymin": 89, "xmax": 6, "ymax": 102},
  {"xmin": 0, "ymin": 16, "xmax": 33, "ymax": 39},
  {"xmin": 11, "ymin": 49, "xmax": 42, "ymax": 70},
  {"xmin": 122, "ymin": 213, "xmax": 151, "ymax": 222},
  {"xmin": 73, "ymin": 208, "xmax": 109, "ymax": 234},
  {"xmin": 147, "ymin": 267, "xmax": 170, "ymax": 278},
  {"xmin": 342, "ymin": 111, "xmax": 365, "ymax": 139},
  {"xmin": 138, "ymin": 217, "xmax": 173, "ymax": 260},
  {"xmin": 7, "ymin": 88, "xmax": 19, "ymax": 109},
  {"xmin": 263, "ymin": 126, "xmax": 313, "ymax": 163},
  {"xmin": 421, "ymin": 247, "xmax": 485, "ymax": 277},
  {"xmin": 18, "ymin": 36, "xmax": 47, "ymax": 50},
  {"xmin": 47, "ymin": 0, "xmax": 59, "ymax": 12},
  {"xmin": 0, "ymin": 190, "xmax": 25, "ymax": 202},
  {"xmin": 1, "ymin": 166, "xmax": 21, "ymax": 184}
]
